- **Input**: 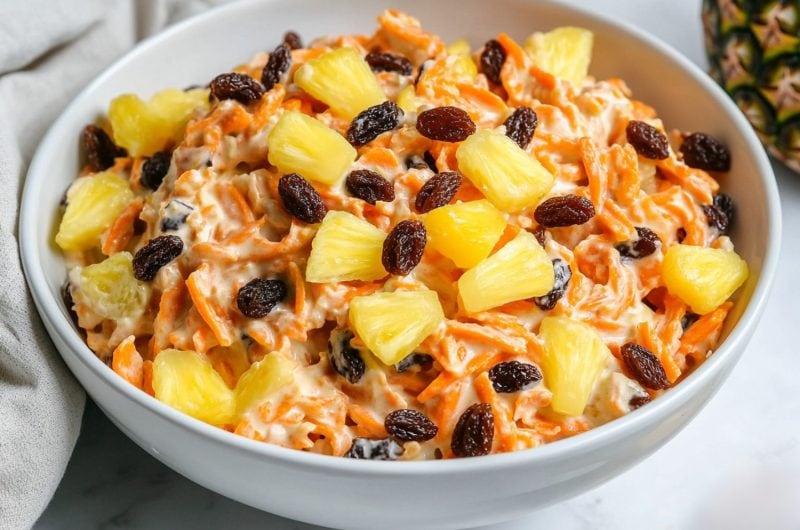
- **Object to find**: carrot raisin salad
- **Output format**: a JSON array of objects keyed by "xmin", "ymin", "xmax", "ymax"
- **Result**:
[{"xmin": 56, "ymin": 11, "xmax": 749, "ymax": 460}]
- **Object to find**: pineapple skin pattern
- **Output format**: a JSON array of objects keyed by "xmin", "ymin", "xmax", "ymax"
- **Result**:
[
  {"xmin": 55, "ymin": 10, "xmax": 748, "ymax": 460},
  {"xmin": 703, "ymin": 0, "xmax": 800, "ymax": 171}
]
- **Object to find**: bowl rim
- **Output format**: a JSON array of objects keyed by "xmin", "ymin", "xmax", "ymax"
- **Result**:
[{"xmin": 19, "ymin": 0, "xmax": 781, "ymax": 475}]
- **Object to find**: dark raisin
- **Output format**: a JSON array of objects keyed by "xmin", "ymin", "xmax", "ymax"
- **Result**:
[
  {"xmin": 283, "ymin": 31, "xmax": 302, "ymax": 50},
  {"xmin": 714, "ymin": 193, "xmax": 735, "ymax": 224},
  {"xmin": 615, "ymin": 226, "xmax": 661, "ymax": 259},
  {"xmin": 132, "ymin": 235, "xmax": 183, "ymax": 281},
  {"xmin": 416, "ymin": 106, "xmax": 476, "ymax": 142},
  {"xmin": 210, "ymin": 72, "xmax": 265, "ymax": 104},
  {"xmin": 451, "ymin": 403, "xmax": 494, "ymax": 457},
  {"xmin": 140, "ymin": 150, "xmax": 171, "ymax": 190},
  {"xmin": 620, "ymin": 343, "xmax": 670, "ymax": 390},
  {"xmin": 365, "ymin": 51, "xmax": 413, "ymax": 75},
  {"xmin": 629, "ymin": 393, "xmax": 651, "ymax": 410},
  {"xmin": 676, "ymin": 227, "xmax": 687, "ymax": 243},
  {"xmin": 504, "ymin": 106, "xmax": 538, "ymax": 149},
  {"xmin": 328, "ymin": 328, "xmax": 366, "ymax": 384},
  {"xmin": 82, "ymin": 124, "xmax": 126, "ymax": 172},
  {"xmin": 160, "ymin": 199, "xmax": 193, "ymax": 232},
  {"xmin": 133, "ymin": 218, "xmax": 147, "ymax": 236},
  {"xmin": 480, "ymin": 39, "xmax": 506, "ymax": 85},
  {"xmin": 261, "ymin": 43, "xmax": 292, "ymax": 90},
  {"xmin": 61, "ymin": 281, "xmax": 79, "ymax": 327},
  {"xmin": 278, "ymin": 173, "xmax": 327, "ymax": 223},
  {"xmin": 345, "ymin": 170, "xmax": 395, "ymax": 205},
  {"xmin": 346, "ymin": 101, "xmax": 403, "ymax": 146},
  {"xmin": 423, "ymin": 151, "xmax": 438, "ymax": 172},
  {"xmin": 415, "ymin": 171, "xmax": 462, "ymax": 213},
  {"xmin": 488, "ymin": 361, "xmax": 542, "ymax": 393},
  {"xmin": 345, "ymin": 437, "xmax": 404, "ymax": 460},
  {"xmin": 385, "ymin": 409, "xmax": 438, "ymax": 442},
  {"xmin": 236, "ymin": 278, "xmax": 287, "ymax": 318},
  {"xmin": 382, "ymin": 220, "xmax": 426, "ymax": 275},
  {"xmin": 395, "ymin": 353, "xmax": 434, "ymax": 373},
  {"xmin": 533, "ymin": 259, "xmax": 571, "ymax": 310},
  {"xmin": 680, "ymin": 132, "xmax": 731, "ymax": 171},
  {"xmin": 534, "ymin": 194, "xmax": 595, "ymax": 227},
  {"xmin": 681, "ymin": 312, "xmax": 700, "ymax": 330},
  {"xmin": 626, "ymin": 120, "xmax": 670, "ymax": 160},
  {"xmin": 703, "ymin": 204, "xmax": 729, "ymax": 233}
]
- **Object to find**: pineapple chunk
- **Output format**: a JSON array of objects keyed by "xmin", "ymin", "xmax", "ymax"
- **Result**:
[
  {"xmin": 662, "ymin": 244, "xmax": 749, "ymax": 314},
  {"xmin": 540, "ymin": 316, "xmax": 610, "ymax": 416},
  {"xmin": 294, "ymin": 47, "xmax": 386, "ymax": 119},
  {"xmin": 458, "ymin": 230, "xmax": 554, "ymax": 313},
  {"xmin": 349, "ymin": 290, "xmax": 444, "ymax": 365},
  {"xmin": 396, "ymin": 85, "xmax": 418, "ymax": 115},
  {"xmin": 447, "ymin": 39, "xmax": 472, "ymax": 56},
  {"xmin": 305, "ymin": 211, "xmax": 388, "ymax": 282},
  {"xmin": 268, "ymin": 111, "xmax": 356, "ymax": 185},
  {"xmin": 55, "ymin": 172, "xmax": 134, "ymax": 251},
  {"xmin": 423, "ymin": 200, "xmax": 506, "ymax": 268},
  {"xmin": 524, "ymin": 27, "xmax": 594, "ymax": 86},
  {"xmin": 456, "ymin": 128, "xmax": 554, "ymax": 213},
  {"xmin": 152, "ymin": 349, "xmax": 236, "ymax": 426},
  {"xmin": 234, "ymin": 352, "xmax": 295, "ymax": 416},
  {"xmin": 78, "ymin": 252, "xmax": 148, "ymax": 320},
  {"xmin": 108, "ymin": 88, "xmax": 209, "ymax": 157}
]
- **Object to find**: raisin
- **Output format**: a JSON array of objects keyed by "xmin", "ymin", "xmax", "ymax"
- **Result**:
[
  {"xmin": 160, "ymin": 199, "xmax": 193, "ymax": 232},
  {"xmin": 382, "ymin": 220, "xmax": 426, "ymax": 275},
  {"xmin": 283, "ymin": 31, "xmax": 302, "ymax": 50},
  {"xmin": 261, "ymin": 43, "xmax": 292, "ymax": 91},
  {"xmin": 328, "ymin": 328, "xmax": 366, "ymax": 384},
  {"xmin": 480, "ymin": 39, "xmax": 506, "ymax": 85},
  {"xmin": 704, "ymin": 193, "xmax": 734, "ymax": 233},
  {"xmin": 620, "ymin": 343, "xmax": 670, "ymax": 390},
  {"xmin": 82, "ymin": 124, "xmax": 126, "ymax": 172},
  {"xmin": 236, "ymin": 278, "xmax": 287, "ymax": 318},
  {"xmin": 140, "ymin": 150, "xmax": 171, "ymax": 190},
  {"xmin": 504, "ymin": 106, "xmax": 538, "ymax": 149},
  {"xmin": 451, "ymin": 403, "xmax": 494, "ymax": 457},
  {"xmin": 365, "ymin": 51, "xmax": 413, "ymax": 75},
  {"xmin": 533, "ymin": 258, "xmax": 571, "ymax": 310},
  {"xmin": 488, "ymin": 361, "xmax": 542, "ymax": 393},
  {"xmin": 385, "ymin": 409, "xmax": 438, "ymax": 442},
  {"xmin": 407, "ymin": 152, "xmax": 437, "ymax": 171},
  {"xmin": 534, "ymin": 194, "xmax": 595, "ymax": 227},
  {"xmin": 395, "ymin": 352, "xmax": 434, "ymax": 373},
  {"xmin": 132, "ymin": 235, "xmax": 183, "ymax": 281},
  {"xmin": 626, "ymin": 120, "xmax": 670, "ymax": 160},
  {"xmin": 61, "ymin": 281, "xmax": 79, "ymax": 328},
  {"xmin": 676, "ymin": 227, "xmax": 687, "ymax": 243},
  {"xmin": 629, "ymin": 393, "xmax": 651, "ymax": 410},
  {"xmin": 615, "ymin": 226, "xmax": 661, "ymax": 259},
  {"xmin": 345, "ymin": 170, "xmax": 395, "ymax": 205},
  {"xmin": 346, "ymin": 101, "xmax": 403, "ymax": 146},
  {"xmin": 345, "ymin": 437, "xmax": 404, "ymax": 460},
  {"xmin": 416, "ymin": 106, "xmax": 476, "ymax": 142},
  {"xmin": 210, "ymin": 72, "xmax": 265, "ymax": 104},
  {"xmin": 680, "ymin": 132, "xmax": 731, "ymax": 171},
  {"xmin": 278, "ymin": 173, "xmax": 327, "ymax": 223},
  {"xmin": 423, "ymin": 151, "xmax": 438, "ymax": 172},
  {"xmin": 681, "ymin": 312, "xmax": 699, "ymax": 330},
  {"xmin": 415, "ymin": 171, "xmax": 462, "ymax": 213},
  {"xmin": 714, "ymin": 193, "xmax": 735, "ymax": 223}
]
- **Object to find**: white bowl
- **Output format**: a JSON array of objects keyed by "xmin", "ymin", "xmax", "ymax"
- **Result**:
[{"xmin": 20, "ymin": 0, "xmax": 781, "ymax": 528}]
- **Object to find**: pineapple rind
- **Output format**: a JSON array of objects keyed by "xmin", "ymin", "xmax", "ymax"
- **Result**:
[
  {"xmin": 455, "ymin": 128, "xmax": 554, "ymax": 213},
  {"xmin": 349, "ymin": 290, "xmax": 444, "ymax": 365},
  {"xmin": 78, "ymin": 252, "xmax": 149, "ymax": 320},
  {"xmin": 305, "ymin": 211, "xmax": 388, "ymax": 282},
  {"xmin": 524, "ymin": 27, "xmax": 594, "ymax": 86},
  {"xmin": 423, "ymin": 199, "xmax": 506, "ymax": 268},
  {"xmin": 540, "ymin": 316, "xmax": 610, "ymax": 416},
  {"xmin": 662, "ymin": 244, "xmax": 749, "ymax": 314},
  {"xmin": 234, "ymin": 352, "xmax": 295, "ymax": 416},
  {"xmin": 458, "ymin": 230, "xmax": 554, "ymax": 313}
]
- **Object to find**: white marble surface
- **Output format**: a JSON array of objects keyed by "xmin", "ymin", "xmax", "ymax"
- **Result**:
[{"xmin": 35, "ymin": 1, "xmax": 800, "ymax": 528}]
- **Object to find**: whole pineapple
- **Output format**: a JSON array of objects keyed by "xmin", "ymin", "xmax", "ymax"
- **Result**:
[{"xmin": 703, "ymin": 0, "xmax": 800, "ymax": 171}]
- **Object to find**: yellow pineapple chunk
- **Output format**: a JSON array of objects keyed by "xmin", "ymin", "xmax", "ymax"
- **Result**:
[
  {"xmin": 152, "ymin": 349, "xmax": 236, "ymax": 426},
  {"xmin": 234, "ymin": 352, "xmax": 295, "ymax": 416},
  {"xmin": 662, "ymin": 244, "xmax": 749, "ymax": 314},
  {"xmin": 267, "ymin": 111, "xmax": 356, "ymax": 185},
  {"xmin": 458, "ymin": 230, "xmax": 554, "ymax": 313},
  {"xmin": 423, "ymin": 200, "xmax": 506, "ymax": 268},
  {"xmin": 294, "ymin": 47, "xmax": 386, "ymax": 119},
  {"xmin": 524, "ymin": 27, "xmax": 594, "ymax": 86},
  {"xmin": 55, "ymin": 172, "xmax": 134, "ymax": 251},
  {"xmin": 540, "ymin": 316, "xmax": 610, "ymax": 416},
  {"xmin": 108, "ymin": 88, "xmax": 209, "ymax": 157},
  {"xmin": 456, "ymin": 128, "xmax": 554, "ymax": 213},
  {"xmin": 396, "ymin": 85, "xmax": 418, "ymax": 115},
  {"xmin": 447, "ymin": 39, "xmax": 472, "ymax": 56},
  {"xmin": 349, "ymin": 290, "xmax": 444, "ymax": 365},
  {"xmin": 78, "ymin": 252, "xmax": 148, "ymax": 319},
  {"xmin": 305, "ymin": 211, "xmax": 388, "ymax": 283}
]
